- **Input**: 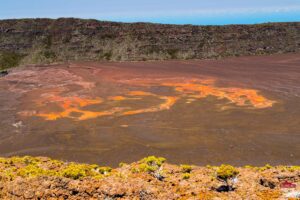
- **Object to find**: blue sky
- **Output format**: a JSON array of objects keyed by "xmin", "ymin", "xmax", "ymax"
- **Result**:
[{"xmin": 1, "ymin": 0, "xmax": 300, "ymax": 25}]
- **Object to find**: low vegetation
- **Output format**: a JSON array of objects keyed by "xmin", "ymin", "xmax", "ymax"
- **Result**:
[
  {"xmin": 215, "ymin": 164, "xmax": 239, "ymax": 191},
  {"xmin": 0, "ymin": 51, "xmax": 24, "ymax": 71},
  {"xmin": 180, "ymin": 164, "xmax": 192, "ymax": 173},
  {"xmin": 0, "ymin": 156, "xmax": 111, "ymax": 180},
  {"xmin": 0, "ymin": 156, "xmax": 300, "ymax": 199},
  {"xmin": 182, "ymin": 172, "xmax": 191, "ymax": 180},
  {"xmin": 216, "ymin": 164, "xmax": 239, "ymax": 181}
]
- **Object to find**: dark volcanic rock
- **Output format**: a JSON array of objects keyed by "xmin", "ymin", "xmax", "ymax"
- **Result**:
[
  {"xmin": 0, "ymin": 70, "xmax": 8, "ymax": 77},
  {"xmin": 0, "ymin": 18, "xmax": 299, "ymax": 64}
]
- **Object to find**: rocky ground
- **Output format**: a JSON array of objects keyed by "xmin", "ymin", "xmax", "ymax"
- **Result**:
[{"xmin": 0, "ymin": 156, "xmax": 299, "ymax": 199}]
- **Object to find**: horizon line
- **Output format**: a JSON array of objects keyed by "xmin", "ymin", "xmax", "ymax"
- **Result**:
[{"xmin": 0, "ymin": 17, "xmax": 299, "ymax": 26}]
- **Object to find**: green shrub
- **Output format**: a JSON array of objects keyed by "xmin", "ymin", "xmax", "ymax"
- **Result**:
[
  {"xmin": 138, "ymin": 163, "xmax": 157, "ymax": 173},
  {"xmin": 6, "ymin": 156, "xmax": 41, "ymax": 165},
  {"xmin": 167, "ymin": 49, "xmax": 179, "ymax": 59},
  {"xmin": 17, "ymin": 164, "xmax": 48, "ymax": 177},
  {"xmin": 182, "ymin": 173, "xmax": 191, "ymax": 180},
  {"xmin": 0, "ymin": 51, "xmax": 24, "ymax": 70},
  {"xmin": 119, "ymin": 162, "xmax": 127, "ymax": 167},
  {"xmin": 215, "ymin": 164, "xmax": 239, "ymax": 190},
  {"xmin": 206, "ymin": 165, "xmax": 213, "ymax": 169},
  {"xmin": 0, "ymin": 157, "xmax": 6, "ymax": 164},
  {"xmin": 0, "ymin": 156, "xmax": 112, "ymax": 180},
  {"xmin": 48, "ymin": 159, "xmax": 64, "ymax": 167},
  {"xmin": 2, "ymin": 167, "xmax": 18, "ymax": 180},
  {"xmin": 216, "ymin": 164, "xmax": 239, "ymax": 181},
  {"xmin": 140, "ymin": 156, "xmax": 166, "ymax": 167},
  {"xmin": 259, "ymin": 164, "xmax": 273, "ymax": 171},
  {"xmin": 134, "ymin": 156, "xmax": 166, "ymax": 174},
  {"xmin": 244, "ymin": 165, "xmax": 254, "ymax": 169},
  {"xmin": 42, "ymin": 50, "xmax": 56, "ymax": 59},
  {"xmin": 43, "ymin": 35, "xmax": 52, "ymax": 49},
  {"xmin": 101, "ymin": 51, "xmax": 112, "ymax": 60},
  {"xmin": 180, "ymin": 164, "xmax": 192, "ymax": 173},
  {"xmin": 60, "ymin": 163, "xmax": 90, "ymax": 179},
  {"xmin": 98, "ymin": 166, "xmax": 112, "ymax": 174},
  {"xmin": 104, "ymin": 52, "xmax": 112, "ymax": 60},
  {"xmin": 285, "ymin": 166, "xmax": 300, "ymax": 172},
  {"xmin": 60, "ymin": 163, "xmax": 111, "ymax": 179},
  {"xmin": 131, "ymin": 167, "xmax": 139, "ymax": 173}
]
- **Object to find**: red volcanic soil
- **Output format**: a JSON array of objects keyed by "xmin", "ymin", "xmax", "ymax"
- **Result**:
[{"xmin": 0, "ymin": 53, "xmax": 300, "ymax": 166}]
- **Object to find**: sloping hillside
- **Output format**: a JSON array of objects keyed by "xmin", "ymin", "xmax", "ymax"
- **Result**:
[{"xmin": 0, "ymin": 18, "xmax": 299, "ymax": 68}]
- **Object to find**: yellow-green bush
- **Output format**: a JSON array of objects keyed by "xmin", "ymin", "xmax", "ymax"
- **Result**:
[
  {"xmin": 244, "ymin": 165, "xmax": 254, "ymax": 169},
  {"xmin": 0, "ymin": 156, "xmax": 46, "ymax": 179},
  {"xmin": 119, "ymin": 162, "xmax": 127, "ymax": 167},
  {"xmin": 17, "ymin": 164, "xmax": 57, "ymax": 177},
  {"xmin": 60, "ymin": 163, "xmax": 89, "ymax": 179},
  {"xmin": 98, "ymin": 166, "xmax": 112, "ymax": 174},
  {"xmin": 2, "ymin": 156, "xmax": 42, "ymax": 166},
  {"xmin": 216, "ymin": 164, "xmax": 239, "ymax": 180},
  {"xmin": 2, "ymin": 167, "xmax": 18, "ymax": 180},
  {"xmin": 60, "ymin": 163, "xmax": 112, "ymax": 179},
  {"xmin": 182, "ymin": 173, "xmax": 191, "ymax": 180},
  {"xmin": 180, "ymin": 164, "xmax": 192, "ymax": 173},
  {"xmin": 138, "ymin": 163, "xmax": 157, "ymax": 173},
  {"xmin": 140, "ymin": 156, "xmax": 166, "ymax": 167},
  {"xmin": 0, "ymin": 156, "xmax": 112, "ymax": 180},
  {"xmin": 286, "ymin": 166, "xmax": 300, "ymax": 172},
  {"xmin": 0, "ymin": 157, "xmax": 8, "ymax": 164},
  {"xmin": 48, "ymin": 159, "xmax": 64, "ymax": 168},
  {"xmin": 133, "ymin": 156, "xmax": 166, "ymax": 173},
  {"xmin": 258, "ymin": 164, "xmax": 273, "ymax": 172}
]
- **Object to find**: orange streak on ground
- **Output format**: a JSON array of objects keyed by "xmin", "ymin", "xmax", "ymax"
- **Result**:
[
  {"xmin": 37, "ymin": 108, "xmax": 123, "ymax": 121},
  {"xmin": 34, "ymin": 96, "xmax": 104, "ymax": 120},
  {"xmin": 158, "ymin": 96, "xmax": 178, "ymax": 110},
  {"xmin": 108, "ymin": 96, "xmax": 127, "ymax": 101},
  {"xmin": 77, "ymin": 107, "xmax": 125, "ymax": 121},
  {"xmin": 122, "ymin": 96, "xmax": 178, "ymax": 116},
  {"xmin": 22, "ymin": 77, "xmax": 275, "ymax": 121},
  {"xmin": 128, "ymin": 91, "xmax": 154, "ymax": 96},
  {"xmin": 162, "ymin": 80, "xmax": 275, "ymax": 109}
]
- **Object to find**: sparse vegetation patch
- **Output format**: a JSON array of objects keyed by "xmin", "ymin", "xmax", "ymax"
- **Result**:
[
  {"xmin": 0, "ymin": 51, "xmax": 24, "ymax": 70},
  {"xmin": 0, "ymin": 156, "xmax": 300, "ymax": 199}
]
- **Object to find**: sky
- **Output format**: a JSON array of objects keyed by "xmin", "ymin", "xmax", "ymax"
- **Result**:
[{"xmin": 1, "ymin": 0, "xmax": 300, "ymax": 25}]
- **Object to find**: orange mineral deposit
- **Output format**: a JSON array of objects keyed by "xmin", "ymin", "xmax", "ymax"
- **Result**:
[{"xmin": 21, "ymin": 77, "xmax": 275, "ymax": 121}]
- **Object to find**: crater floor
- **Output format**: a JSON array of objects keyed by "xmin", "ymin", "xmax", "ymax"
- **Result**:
[{"xmin": 0, "ymin": 53, "xmax": 299, "ymax": 166}]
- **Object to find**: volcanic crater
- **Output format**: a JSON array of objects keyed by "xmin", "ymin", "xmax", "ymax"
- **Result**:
[{"xmin": 0, "ymin": 53, "xmax": 299, "ymax": 166}]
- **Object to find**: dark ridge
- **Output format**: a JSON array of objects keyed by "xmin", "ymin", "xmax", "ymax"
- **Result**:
[{"xmin": 0, "ymin": 18, "xmax": 299, "ymax": 66}]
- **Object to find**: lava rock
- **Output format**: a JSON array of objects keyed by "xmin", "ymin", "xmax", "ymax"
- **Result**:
[
  {"xmin": 216, "ymin": 185, "xmax": 235, "ymax": 192},
  {"xmin": 0, "ymin": 70, "xmax": 8, "ymax": 77},
  {"xmin": 260, "ymin": 178, "xmax": 276, "ymax": 189}
]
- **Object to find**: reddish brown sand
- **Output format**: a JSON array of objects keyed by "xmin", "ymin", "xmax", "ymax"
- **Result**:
[{"xmin": 0, "ymin": 53, "xmax": 299, "ymax": 166}]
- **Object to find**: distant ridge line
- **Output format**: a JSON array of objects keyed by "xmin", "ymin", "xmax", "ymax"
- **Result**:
[{"xmin": 0, "ymin": 18, "xmax": 299, "ymax": 66}]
